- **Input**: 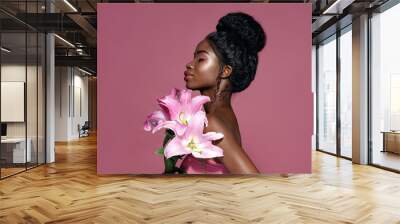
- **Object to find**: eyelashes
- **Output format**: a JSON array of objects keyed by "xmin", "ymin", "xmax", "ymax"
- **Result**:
[{"xmin": 192, "ymin": 54, "xmax": 206, "ymax": 63}]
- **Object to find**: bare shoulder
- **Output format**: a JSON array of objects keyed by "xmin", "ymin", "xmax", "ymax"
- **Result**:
[
  {"xmin": 205, "ymin": 114, "xmax": 229, "ymax": 134},
  {"xmin": 204, "ymin": 114, "xmax": 237, "ymax": 145},
  {"xmin": 204, "ymin": 113, "xmax": 259, "ymax": 174}
]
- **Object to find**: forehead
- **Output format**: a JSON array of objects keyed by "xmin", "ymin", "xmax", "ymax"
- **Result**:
[{"xmin": 195, "ymin": 39, "xmax": 214, "ymax": 54}]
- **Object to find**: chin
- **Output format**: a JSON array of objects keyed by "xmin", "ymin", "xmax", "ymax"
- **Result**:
[{"xmin": 185, "ymin": 82, "xmax": 197, "ymax": 90}]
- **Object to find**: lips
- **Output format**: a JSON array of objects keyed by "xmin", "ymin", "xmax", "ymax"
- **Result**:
[{"xmin": 184, "ymin": 71, "xmax": 194, "ymax": 81}]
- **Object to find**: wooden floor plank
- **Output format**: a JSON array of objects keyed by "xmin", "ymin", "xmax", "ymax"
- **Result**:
[{"xmin": 0, "ymin": 133, "xmax": 400, "ymax": 223}]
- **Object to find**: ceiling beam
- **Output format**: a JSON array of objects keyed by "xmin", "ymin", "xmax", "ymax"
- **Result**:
[{"xmin": 67, "ymin": 13, "xmax": 97, "ymax": 46}]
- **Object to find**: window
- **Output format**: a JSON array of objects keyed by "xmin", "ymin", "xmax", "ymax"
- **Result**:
[
  {"xmin": 0, "ymin": 1, "xmax": 47, "ymax": 179},
  {"xmin": 317, "ymin": 35, "xmax": 337, "ymax": 154},
  {"xmin": 370, "ymin": 2, "xmax": 400, "ymax": 171},
  {"xmin": 339, "ymin": 26, "xmax": 352, "ymax": 158}
]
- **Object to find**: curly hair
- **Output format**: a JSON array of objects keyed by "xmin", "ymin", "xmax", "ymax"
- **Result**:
[{"xmin": 206, "ymin": 12, "xmax": 266, "ymax": 93}]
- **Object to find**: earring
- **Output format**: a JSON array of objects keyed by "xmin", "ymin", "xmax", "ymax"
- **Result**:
[{"xmin": 215, "ymin": 77, "xmax": 222, "ymax": 99}]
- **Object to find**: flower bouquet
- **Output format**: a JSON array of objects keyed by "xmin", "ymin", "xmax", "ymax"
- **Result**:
[{"xmin": 144, "ymin": 88, "xmax": 224, "ymax": 174}]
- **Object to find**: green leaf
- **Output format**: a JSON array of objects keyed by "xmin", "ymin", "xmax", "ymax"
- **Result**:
[
  {"xmin": 163, "ymin": 155, "xmax": 186, "ymax": 174},
  {"xmin": 155, "ymin": 147, "xmax": 164, "ymax": 156},
  {"xmin": 163, "ymin": 129, "xmax": 175, "ymax": 147},
  {"xmin": 164, "ymin": 157, "xmax": 177, "ymax": 174},
  {"xmin": 158, "ymin": 129, "xmax": 185, "ymax": 174}
]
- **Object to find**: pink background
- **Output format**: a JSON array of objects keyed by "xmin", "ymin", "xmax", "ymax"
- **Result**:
[{"xmin": 97, "ymin": 3, "xmax": 312, "ymax": 174}]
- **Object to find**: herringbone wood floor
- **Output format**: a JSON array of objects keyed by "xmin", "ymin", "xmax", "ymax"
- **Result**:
[{"xmin": 1, "ymin": 133, "xmax": 400, "ymax": 224}]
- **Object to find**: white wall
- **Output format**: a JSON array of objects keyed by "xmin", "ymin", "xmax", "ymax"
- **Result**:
[
  {"xmin": 72, "ymin": 72, "xmax": 89, "ymax": 138},
  {"xmin": 1, "ymin": 66, "xmax": 26, "ymax": 136},
  {"xmin": 55, "ymin": 66, "xmax": 89, "ymax": 141},
  {"xmin": 55, "ymin": 66, "xmax": 69, "ymax": 141},
  {"xmin": 1, "ymin": 82, "xmax": 25, "ymax": 122},
  {"xmin": 1, "ymin": 65, "xmax": 40, "ymax": 137},
  {"xmin": 1, "ymin": 63, "xmax": 46, "ymax": 164}
]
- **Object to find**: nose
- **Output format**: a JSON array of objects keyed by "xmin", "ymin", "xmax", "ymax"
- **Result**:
[{"xmin": 186, "ymin": 62, "xmax": 194, "ymax": 70}]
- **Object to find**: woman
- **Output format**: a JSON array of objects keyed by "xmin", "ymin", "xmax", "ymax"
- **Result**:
[{"xmin": 180, "ymin": 12, "xmax": 266, "ymax": 174}]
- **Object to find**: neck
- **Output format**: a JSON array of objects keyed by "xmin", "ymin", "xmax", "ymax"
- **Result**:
[{"xmin": 200, "ymin": 88, "xmax": 232, "ymax": 114}]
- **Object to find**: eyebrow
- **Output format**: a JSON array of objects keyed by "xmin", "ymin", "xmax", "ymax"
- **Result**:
[{"xmin": 193, "ymin": 50, "xmax": 209, "ymax": 56}]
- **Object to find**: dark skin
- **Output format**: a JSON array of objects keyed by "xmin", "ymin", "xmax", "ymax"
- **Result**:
[{"xmin": 184, "ymin": 39, "xmax": 260, "ymax": 174}]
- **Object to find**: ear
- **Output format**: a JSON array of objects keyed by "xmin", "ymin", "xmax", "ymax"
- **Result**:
[{"xmin": 221, "ymin": 65, "xmax": 233, "ymax": 79}]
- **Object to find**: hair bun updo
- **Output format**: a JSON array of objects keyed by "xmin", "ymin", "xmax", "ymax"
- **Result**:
[
  {"xmin": 216, "ymin": 12, "xmax": 266, "ymax": 54},
  {"xmin": 206, "ymin": 12, "xmax": 267, "ymax": 93}
]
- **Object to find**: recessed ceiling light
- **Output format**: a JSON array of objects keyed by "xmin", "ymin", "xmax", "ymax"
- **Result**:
[
  {"xmin": 54, "ymin": 34, "xmax": 75, "ymax": 48},
  {"xmin": 322, "ymin": 0, "xmax": 354, "ymax": 15},
  {"xmin": 77, "ymin": 67, "xmax": 93, "ymax": 76},
  {"xmin": 1, "ymin": 47, "xmax": 11, "ymax": 53},
  {"xmin": 63, "ymin": 0, "xmax": 78, "ymax": 12}
]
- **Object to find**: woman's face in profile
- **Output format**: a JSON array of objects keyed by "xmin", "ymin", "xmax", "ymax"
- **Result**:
[{"xmin": 184, "ymin": 39, "xmax": 221, "ymax": 91}]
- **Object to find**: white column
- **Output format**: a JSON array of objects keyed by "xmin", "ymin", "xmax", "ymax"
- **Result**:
[
  {"xmin": 352, "ymin": 14, "xmax": 369, "ymax": 164},
  {"xmin": 312, "ymin": 45, "xmax": 317, "ymax": 150},
  {"xmin": 46, "ymin": 1, "xmax": 55, "ymax": 163}
]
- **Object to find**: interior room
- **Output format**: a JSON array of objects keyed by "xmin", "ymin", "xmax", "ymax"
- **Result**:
[{"xmin": 0, "ymin": 0, "xmax": 399, "ymax": 223}]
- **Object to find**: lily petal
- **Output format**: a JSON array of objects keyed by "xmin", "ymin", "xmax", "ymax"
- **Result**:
[
  {"xmin": 191, "ymin": 95, "xmax": 211, "ymax": 112},
  {"xmin": 170, "ymin": 88, "xmax": 178, "ymax": 97},
  {"xmin": 157, "ymin": 96, "xmax": 181, "ymax": 121},
  {"xmin": 164, "ymin": 136, "xmax": 190, "ymax": 159},
  {"xmin": 144, "ymin": 110, "xmax": 167, "ymax": 131},
  {"xmin": 185, "ymin": 110, "xmax": 207, "ymax": 137},
  {"xmin": 179, "ymin": 88, "xmax": 192, "ymax": 105},
  {"xmin": 192, "ymin": 142, "xmax": 224, "ymax": 158},
  {"xmin": 202, "ymin": 132, "xmax": 224, "ymax": 141},
  {"xmin": 152, "ymin": 120, "xmax": 186, "ymax": 136}
]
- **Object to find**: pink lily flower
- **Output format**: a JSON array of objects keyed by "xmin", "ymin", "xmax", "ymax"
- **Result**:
[
  {"xmin": 143, "ymin": 88, "xmax": 179, "ymax": 132},
  {"xmin": 164, "ymin": 110, "xmax": 224, "ymax": 159},
  {"xmin": 151, "ymin": 88, "xmax": 210, "ymax": 135},
  {"xmin": 143, "ymin": 110, "xmax": 168, "ymax": 132}
]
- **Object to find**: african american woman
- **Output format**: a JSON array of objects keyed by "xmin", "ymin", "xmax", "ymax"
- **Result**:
[{"xmin": 180, "ymin": 12, "xmax": 266, "ymax": 174}]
